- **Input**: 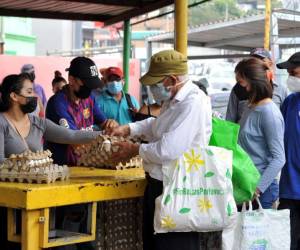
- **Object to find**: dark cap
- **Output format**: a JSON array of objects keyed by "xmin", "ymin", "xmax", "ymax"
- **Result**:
[
  {"xmin": 66, "ymin": 57, "xmax": 101, "ymax": 89},
  {"xmin": 276, "ymin": 52, "xmax": 300, "ymax": 69},
  {"xmin": 250, "ymin": 48, "xmax": 272, "ymax": 59}
]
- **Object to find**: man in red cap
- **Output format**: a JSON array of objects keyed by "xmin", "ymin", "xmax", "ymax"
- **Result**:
[{"xmin": 93, "ymin": 66, "xmax": 140, "ymax": 125}]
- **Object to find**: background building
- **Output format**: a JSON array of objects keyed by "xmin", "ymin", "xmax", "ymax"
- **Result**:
[
  {"xmin": 32, "ymin": 19, "xmax": 74, "ymax": 56},
  {"xmin": 0, "ymin": 16, "xmax": 36, "ymax": 55}
]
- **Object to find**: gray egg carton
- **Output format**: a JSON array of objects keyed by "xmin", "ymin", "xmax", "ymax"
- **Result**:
[
  {"xmin": 75, "ymin": 135, "xmax": 143, "ymax": 170},
  {"xmin": 0, "ymin": 150, "xmax": 69, "ymax": 184}
]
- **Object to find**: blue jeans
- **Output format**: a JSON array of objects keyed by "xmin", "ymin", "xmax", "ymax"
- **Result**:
[{"xmin": 259, "ymin": 180, "xmax": 279, "ymax": 209}]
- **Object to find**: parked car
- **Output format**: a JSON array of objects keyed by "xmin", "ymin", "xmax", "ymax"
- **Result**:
[
  {"xmin": 191, "ymin": 62, "xmax": 235, "ymax": 117},
  {"xmin": 210, "ymin": 91, "xmax": 231, "ymax": 118},
  {"xmin": 193, "ymin": 80, "xmax": 230, "ymax": 118}
]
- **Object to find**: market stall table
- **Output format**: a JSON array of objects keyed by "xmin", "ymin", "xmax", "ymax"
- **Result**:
[{"xmin": 0, "ymin": 167, "xmax": 146, "ymax": 250}]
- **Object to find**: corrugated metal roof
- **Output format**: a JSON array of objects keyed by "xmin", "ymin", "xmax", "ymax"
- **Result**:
[
  {"xmin": 0, "ymin": 0, "xmax": 174, "ymax": 25},
  {"xmin": 147, "ymin": 9, "xmax": 300, "ymax": 51},
  {"xmin": 0, "ymin": 0, "xmax": 133, "ymax": 15}
]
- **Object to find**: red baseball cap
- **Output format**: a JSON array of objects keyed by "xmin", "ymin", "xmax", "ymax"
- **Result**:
[{"xmin": 105, "ymin": 67, "xmax": 123, "ymax": 78}]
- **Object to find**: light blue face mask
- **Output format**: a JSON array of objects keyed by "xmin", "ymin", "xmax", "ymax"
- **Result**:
[
  {"xmin": 150, "ymin": 83, "xmax": 171, "ymax": 104},
  {"xmin": 107, "ymin": 81, "xmax": 123, "ymax": 94}
]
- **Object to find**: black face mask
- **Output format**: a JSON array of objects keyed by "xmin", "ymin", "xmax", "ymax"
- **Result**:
[
  {"xmin": 19, "ymin": 95, "xmax": 38, "ymax": 114},
  {"xmin": 233, "ymin": 83, "xmax": 249, "ymax": 101},
  {"xmin": 74, "ymin": 85, "xmax": 91, "ymax": 99}
]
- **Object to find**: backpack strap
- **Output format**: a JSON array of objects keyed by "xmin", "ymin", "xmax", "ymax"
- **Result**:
[
  {"xmin": 147, "ymin": 105, "xmax": 151, "ymax": 116},
  {"xmin": 125, "ymin": 93, "xmax": 135, "ymax": 110}
]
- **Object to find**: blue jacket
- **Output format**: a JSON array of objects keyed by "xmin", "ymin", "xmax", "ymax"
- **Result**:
[{"xmin": 280, "ymin": 92, "xmax": 300, "ymax": 200}]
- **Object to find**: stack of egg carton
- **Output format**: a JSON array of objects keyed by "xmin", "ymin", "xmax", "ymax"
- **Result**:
[
  {"xmin": 0, "ymin": 150, "xmax": 69, "ymax": 184},
  {"xmin": 96, "ymin": 198, "xmax": 143, "ymax": 250},
  {"xmin": 75, "ymin": 134, "xmax": 143, "ymax": 170}
]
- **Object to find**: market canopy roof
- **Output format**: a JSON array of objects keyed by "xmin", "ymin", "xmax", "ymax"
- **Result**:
[
  {"xmin": 0, "ymin": 0, "xmax": 173, "ymax": 25},
  {"xmin": 147, "ymin": 9, "xmax": 300, "ymax": 51}
]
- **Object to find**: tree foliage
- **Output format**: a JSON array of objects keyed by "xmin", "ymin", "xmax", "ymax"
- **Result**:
[
  {"xmin": 189, "ymin": 0, "xmax": 243, "ymax": 26},
  {"xmin": 188, "ymin": 0, "xmax": 283, "ymax": 27}
]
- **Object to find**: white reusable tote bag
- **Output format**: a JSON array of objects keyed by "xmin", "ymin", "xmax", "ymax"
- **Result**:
[
  {"xmin": 222, "ymin": 198, "xmax": 290, "ymax": 250},
  {"xmin": 154, "ymin": 146, "xmax": 237, "ymax": 233}
]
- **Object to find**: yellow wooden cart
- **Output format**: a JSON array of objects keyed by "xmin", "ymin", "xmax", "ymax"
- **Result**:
[{"xmin": 0, "ymin": 167, "xmax": 146, "ymax": 250}]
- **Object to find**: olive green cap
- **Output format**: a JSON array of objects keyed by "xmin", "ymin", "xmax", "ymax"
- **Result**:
[{"xmin": 140, "ymin": 50, "xmax": 188, "ymax": 85}]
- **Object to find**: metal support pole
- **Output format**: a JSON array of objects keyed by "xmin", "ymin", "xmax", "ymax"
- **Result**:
[
  {"xmin": 123, "ymin": 19, "xmax": 131, "ymax": 93},
  {"xmin": 271, "ymin": 13, "xmax": 280, "ymax": 63},
  {"xmin": 0, "ymin": 17, "xmax": 5, "ymax": 54},
  {"xmin": 146, "ymin": 40, "xmax": 152, "ymax": 67},
  {"xmin": 175, "ymin": 0, "xmax": 188, "ymax": 56},
  {"xmin": 264, "ymin": 0, "xmax": 271, "ymax": 50},
  {"xmin": 271, "ymin": 12, "xmax": 281, "ymax": 82}
]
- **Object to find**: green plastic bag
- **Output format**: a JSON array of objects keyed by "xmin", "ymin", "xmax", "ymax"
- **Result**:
[{"xmin": 209, "ymin": 118, "xmax": 260, "ymax": 204}]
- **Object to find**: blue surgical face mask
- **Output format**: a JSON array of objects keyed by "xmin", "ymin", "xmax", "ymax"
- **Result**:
[
  {"xmin": 150, "ymin": 83, "xmax": 171, "ymax": 104},
  {"xmin": 107, "ymin": 81, "xmax": 123, "ymax": 94}
]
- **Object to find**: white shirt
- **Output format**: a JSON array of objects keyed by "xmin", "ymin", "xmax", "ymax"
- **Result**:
[{"xmin": 129, "ymin": 80, "xmax": 212, "ymax": 180}]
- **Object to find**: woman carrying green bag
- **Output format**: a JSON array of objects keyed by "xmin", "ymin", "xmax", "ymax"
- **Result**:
[
  {"xmin": 236, "ymin": 58, "xmax": 285, "ymax": 209},
  {"xmin": 209, "ymin": 118, "xmax": 260, "ymax": 204}
]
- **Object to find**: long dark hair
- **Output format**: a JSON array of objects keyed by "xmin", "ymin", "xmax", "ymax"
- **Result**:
[
  {"xmin": 235, "ymin": 57, "xmax": 272, "ymax": 104},
  {"xmin": 52, "ymin": 70, "xmax": 67, "ymax": 87},
  {"xmin": 0, "ymin": 73, "xmax": 31, "ymax": 112}
]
